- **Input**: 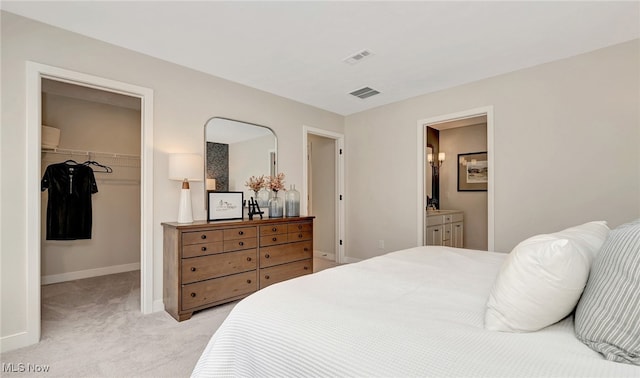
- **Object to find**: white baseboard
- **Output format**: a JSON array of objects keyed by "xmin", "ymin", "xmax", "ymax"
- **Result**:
[
  {"xmin": 342, "ymin": 256, "xmax": 362, "ymax": 264},
  {"xmin": 0, "ymin": 331, "xmax": 35, "ymax": 353},
  {"xmin": 41, "ymin": 262, "xmax": 141, "ymax": 285},
  {"xmin": 153, "ymin": 299, "xmax": 165, "ymax": 313}
]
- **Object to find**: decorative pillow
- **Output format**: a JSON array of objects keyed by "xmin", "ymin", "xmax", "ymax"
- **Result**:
[
  {"xmin": 574, "ymin": 219, "xmax": 640, "ymax": 365},
  {"xmin": 485, "ymin": 221, "xmax": 609, "ymax": 332}
]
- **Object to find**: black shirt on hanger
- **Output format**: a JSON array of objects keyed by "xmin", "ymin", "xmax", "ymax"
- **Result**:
[{"xmin": 41, "ymin": 162, "xmax": 98, "ymax": 240}]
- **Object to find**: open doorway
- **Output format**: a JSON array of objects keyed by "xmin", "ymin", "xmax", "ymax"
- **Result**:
[
  {"xmin": 24, "ymin": 62, "xmax": 154, "ymax": 348},
  {"xmin": 416, "ymin": 107, "xmax": 494, "ymax": 251},
  {"xmin": 302, "ymin": 126, "xmax": 345, "ymax": 265}
]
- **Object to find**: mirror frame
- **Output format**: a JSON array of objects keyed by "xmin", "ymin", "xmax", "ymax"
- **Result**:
[{"xmin": 203, "ymin": 117, "xmax": 278, "ymax": 209}]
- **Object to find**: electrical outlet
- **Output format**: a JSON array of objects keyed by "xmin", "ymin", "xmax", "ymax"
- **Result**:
[{"xmin": 378, "ymin": 240, "xmax": 385, "ymax": 249}]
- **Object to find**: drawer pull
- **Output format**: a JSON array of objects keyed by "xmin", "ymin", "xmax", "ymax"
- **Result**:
[
  {"xmin": 239, "ymin": 241, "xmax": 244, "ymax": 246},
  {"xmin": 456, "ymin": 225, "xmax": 461, "ymax": 228},
  {"xmin": 304, "ymin": 266, "xmax": 309, "ymax": 270},
  {"xmin": 238, "ymin": 231, "xmax": 244, "ymax": 235},
  {"xmin": 190, "ymin": 267, "xmax": 196, "ymax": 272},
  {"xmin": 190, "ymin": 292, "xmax": 196, "ymax": 298},
  {"xmin": 265, "ymin": 253, "xmax": 270, "ymax": 258},
  {"xmin": 298, "ymin": 233, "xmax": 303, "ymax": 238},
  {"xmin": 272, "ymin": 227, "xmax": 277, "ymax": 232},
  {"xmin": 434, "ymin": 229, "xmax": 439, "ymax": 232},
  {"xmin": 297, "ymin": 225, "xmax": 303, "ymax": 230},
  {"xmin": 265, "ymin": 275, "xmax": 270, "ymax": 279},
  {"xmin": 272, "ymin": 237, "xmax": 277, "ymax": 242},
  {"xmin": 246, "ymin": 257, "xmax": 252, "ymax": 262},
  {"xmin": 201, "ymin": 235, "xmax": 207, "ymax": 240},
  {"xmin": 246, "ymin": 279, "xmax": 252, "ymax": 284},
  {"xmin": 304, "ymin": 247, "xmax": 309, "ymax": 251},
  {"xmin": 201, "ymin": 247, "xmax": 207, "ymax": 252}
]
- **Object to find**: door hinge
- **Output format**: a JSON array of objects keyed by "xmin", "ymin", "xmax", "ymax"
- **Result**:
[
  {"xmin": 339, "ymin": 148, "xmax": 343, "ymax": 155},
  {"xmin": 339, "ymin": 194, "xmax": 343, "ymax": 200},
  {"xmin": 339, "ymin": 240, "xmax": 343, "ymax": 245}
]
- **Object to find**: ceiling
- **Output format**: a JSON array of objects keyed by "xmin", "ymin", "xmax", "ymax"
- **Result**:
[{"xmin": 3, "ymin": 1, "xmax": 639, "ymax": 116}]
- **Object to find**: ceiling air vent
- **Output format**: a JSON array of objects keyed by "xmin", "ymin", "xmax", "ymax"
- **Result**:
[
  {"xmin": 343, "ymin": 49, "xmax": 374, "ymax": 65},
  {"xmin": 349, "ymin": 87, "xmax": 381, "ymax": 99}
]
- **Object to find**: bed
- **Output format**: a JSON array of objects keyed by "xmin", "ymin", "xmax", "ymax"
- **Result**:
[{"xmin": 192, "ymin": 245, "xmax": 639, "ymax": 377}]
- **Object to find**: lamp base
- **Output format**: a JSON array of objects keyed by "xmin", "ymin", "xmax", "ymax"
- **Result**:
[{"xmin": 177, "ymin": 188, "xmax": 194, "ymax": 223}]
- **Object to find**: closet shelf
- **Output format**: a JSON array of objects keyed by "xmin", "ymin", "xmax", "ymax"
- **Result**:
[{"xmin": 42, "ymin": 147, "xmax": 139, "ymax": 159}]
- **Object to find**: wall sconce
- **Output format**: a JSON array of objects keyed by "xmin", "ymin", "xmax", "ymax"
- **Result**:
[
  {"xmin": 428, "ymin": 152, "xmax": 446, "ymax": 168},
  {"xmin": 169, "ymin": 153, "xmax": 203, "ymax": 223}
]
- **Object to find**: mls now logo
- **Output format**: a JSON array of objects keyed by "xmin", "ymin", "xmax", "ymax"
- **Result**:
[{"xmin": 2, "ymin": 363, "xmax": 50, "ymax": 373}]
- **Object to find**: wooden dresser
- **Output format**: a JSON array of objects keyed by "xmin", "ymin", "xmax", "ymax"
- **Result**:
[{"xmin": 162, "ymin": 216, "xmax": 314, "ymax": 321}]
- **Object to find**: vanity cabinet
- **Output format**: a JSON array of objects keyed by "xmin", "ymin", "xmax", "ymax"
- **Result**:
[
  {"xmin": 163, "ymin": 217, "xmax": 314, "ymax": 321},
  {"xmin": 426, "ymin": 211, "xmax": 464, "ymax": 248}
]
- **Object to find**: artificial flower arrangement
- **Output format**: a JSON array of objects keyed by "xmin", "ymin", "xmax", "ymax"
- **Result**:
[
  {"xmin": 245, "ymin": 175, "xmax": 266, "ymax": 193},
  {"xmin": 267, "ymin": 173, "xmax": 286, "ymax": 192}
]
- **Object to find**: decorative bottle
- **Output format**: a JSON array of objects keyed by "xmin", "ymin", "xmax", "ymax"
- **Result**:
[
  {"xmin": 285, "ymin": 185, "xmax": 300, "ymax": 217},
  {"xmin": 257, "ymin": 188, "xmax": 270, "ymax": 207},
  {"xmin": 268, "ymin": 191, "xmax": 284, "ymax": 218}
]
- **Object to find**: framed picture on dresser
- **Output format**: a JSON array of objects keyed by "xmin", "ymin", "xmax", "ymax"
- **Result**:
[{"xmin": 207, "ymin": 191, "xmax": 244, "ymax": 221}]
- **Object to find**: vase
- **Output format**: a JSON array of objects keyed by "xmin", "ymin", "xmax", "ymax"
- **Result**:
[
  {"xmin": 257, "ymin": 188, "xmax": 270, "ymax": 207},
  {"xmin": 285, "ymin": 185, "xmax": 300, "ymax": 217},
  {"xmin": 268, "ymin": 191, "xmax": 284, "ymax": 218}
]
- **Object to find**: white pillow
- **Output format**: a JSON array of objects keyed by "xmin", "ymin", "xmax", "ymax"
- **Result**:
[{"xmin": 484, "ymin": 221, "xmax": 609, "ymax": 332}]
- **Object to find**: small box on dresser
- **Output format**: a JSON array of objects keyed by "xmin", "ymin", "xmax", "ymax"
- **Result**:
[{"xmin": 163, "ymin": 216, "xmax": 314, "ymax": 321}]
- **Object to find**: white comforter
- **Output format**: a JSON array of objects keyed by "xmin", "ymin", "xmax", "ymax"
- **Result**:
[{"xmin": 192, "ymin": 246, "xmax": 639, "ymax": 377}]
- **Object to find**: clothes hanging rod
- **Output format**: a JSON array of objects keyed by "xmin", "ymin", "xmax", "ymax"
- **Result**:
[{"xmin": 42, "ymin": 147, "xmax": 139, "ymax": 159}]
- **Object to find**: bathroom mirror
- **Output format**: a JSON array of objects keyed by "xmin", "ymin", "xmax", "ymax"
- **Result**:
[{"xmin": 204, "ymin": 117, "xmax": 277, "ymax": 200}]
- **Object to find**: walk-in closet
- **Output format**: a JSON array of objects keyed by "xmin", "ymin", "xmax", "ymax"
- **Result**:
[{"xmin": 40, "ymin": 78, "xmax": 142, "ymax": 325}]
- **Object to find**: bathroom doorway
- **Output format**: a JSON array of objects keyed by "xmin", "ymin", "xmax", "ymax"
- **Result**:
[{"xmin": 416, "ymin": 107, "xmax": 494, "ymax": 251}]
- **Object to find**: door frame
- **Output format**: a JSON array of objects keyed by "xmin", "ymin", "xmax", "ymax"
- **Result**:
[
  {"xmin": 25, "ymin": 62, "xmax": 154, "ymax": 347},
  {"xmin": 416, "ymin": 106, "xmax": 494, "ymax": 250},
  {"xmin": 302, "ymin": 126, "xmax": 345, "ymax": 264}
]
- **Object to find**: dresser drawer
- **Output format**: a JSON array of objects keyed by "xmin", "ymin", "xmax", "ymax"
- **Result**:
[
  {"xmin": 181, "ymin": 271, "xmax": 257, "ymax": 311},
  {"xmin": 287, "ymin": 222, "xmax": 312, "ymax": 233},
  {"xmin": 223, "ymin": 238, "xmax": 258, "ymax": 252},
  {"xmin": 223, "ymin": 227, "xmax": 257, "ymax": 240},
  {"xmin": 182, "ymin": 241, "xmax": 224, "ymax": 258},
  {"xmin": 288, "ymin": 230, "xmax": 312, "ymax": 243},
  {"xmin": 181, "ymin": 249, "xmax": 257, "ymax": 284},
  {"xmin": 182, "ymin": 230, "xmax": 223, "ymax": 245},
  {"xmin": 260, "ymin": 259, "xmax": 312, "ymax": 289},
  {"xmin": 259, "ymin": 224, "xmax": 288, "ymax": 237},
  {"xmin": 260, "ymin": 241, "xmax": 313, "ymax": 268},
  {"xmin": 259, "ymin": 233, "xmax": 289, "ymax": 247}
]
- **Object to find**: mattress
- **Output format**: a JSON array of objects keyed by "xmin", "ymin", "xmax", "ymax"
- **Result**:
[{"xmin": 192, "ymin": 246, "xmax": 639, "ymax": 377}]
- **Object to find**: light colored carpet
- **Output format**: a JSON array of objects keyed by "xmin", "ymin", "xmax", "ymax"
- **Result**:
[
  {"xmin": 0, "ymin": 271, "xmax": 235, "ymax": 377},
  {"xmin": 1, "ymin": 258, "xmax": 340, "ymax": 377}
]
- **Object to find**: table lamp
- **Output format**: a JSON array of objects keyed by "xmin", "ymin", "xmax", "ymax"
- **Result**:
[{"xmin": 169, "ymin": 153, "xmax": 203, "ymax": 223}]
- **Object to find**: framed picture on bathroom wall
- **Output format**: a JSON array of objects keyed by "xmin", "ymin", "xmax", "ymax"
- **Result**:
[
  {"xmin": 208, "ymin": 191, "xmax": 244, "ymax": 221},
  {"xmin": 458, "ymin": 152, "xmax": 488, "ymax": 191}
]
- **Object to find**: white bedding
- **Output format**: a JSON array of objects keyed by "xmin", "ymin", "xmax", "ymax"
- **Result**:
[{"xmin": 192, "ymin": 246, "xmax": 639, "ymax": 377}]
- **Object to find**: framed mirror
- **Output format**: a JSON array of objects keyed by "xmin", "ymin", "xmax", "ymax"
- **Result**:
[{"xmin": 204, "ymin": 117, "xmax": 277, "ymax": 206}]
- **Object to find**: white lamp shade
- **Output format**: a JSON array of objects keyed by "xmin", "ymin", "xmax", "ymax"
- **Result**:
[
  {"xmin": 168, "ymin": 153, "xmax": 203, "ymax": 181},
  {"xmin": 438, "ymin": 152, "xmax": 446, "ymax": 161}
]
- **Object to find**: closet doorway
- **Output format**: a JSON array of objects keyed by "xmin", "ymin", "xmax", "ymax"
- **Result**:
[
  {"xmin": 302, "ymin": 126, "xmax": 345, "ymax": 264},
  {"xmin": 26, "ymin": 62, "xmax": 154, "ymax": 347}
]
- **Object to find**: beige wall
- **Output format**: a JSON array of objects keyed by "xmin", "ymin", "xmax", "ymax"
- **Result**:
[
  {"xmin": 1, "ymin": 11, "xmax": 343, "ymax": 344},
  {"xmin": 345, "ymin": 39, "xmax": 640, "ymax": 259},
  {"xmin": 41, "ymin": 93, "xmax": 141, "ymax": 280},
  {"xmin": 439, "ymin": 124, "xmax": 488, "ymax": 250}
]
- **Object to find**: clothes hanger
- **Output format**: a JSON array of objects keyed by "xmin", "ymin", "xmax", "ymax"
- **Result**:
[
  {"xmin": 63, "ymin": 159, "xmax": 80, "ymax": 165},
  {"xmin": 82, "ymin": 160, "xmax": 113, "ymax": 173}
]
